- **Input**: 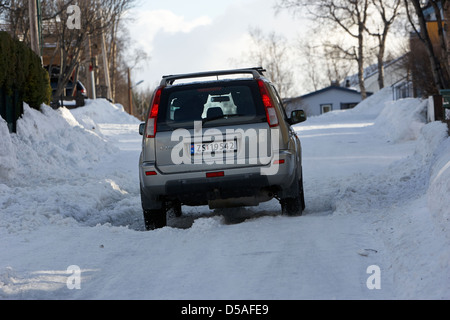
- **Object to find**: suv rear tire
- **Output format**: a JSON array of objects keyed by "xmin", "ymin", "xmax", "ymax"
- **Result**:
[
  {"xmin": 144, "ymin": 208, "xmax": 167, "ymax": 230},
  {"xmin": 281, "ymin": 179, "xmax": 305, "ymax": 216}
]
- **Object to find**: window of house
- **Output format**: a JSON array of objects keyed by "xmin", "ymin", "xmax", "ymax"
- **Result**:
[
  {"xmin": 321, "ymin": 104, "xmax": 332, "ymax": 114},
  {"xmin": 341, "ymin": 103, "xmax": 358, "ymax": 110}
]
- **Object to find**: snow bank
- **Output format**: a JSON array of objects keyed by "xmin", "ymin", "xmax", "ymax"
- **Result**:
[
  {"xmin": 321, "ymin": 94, "xmax": 450, "ymax": 298},
  {"xmin": 353, "ymin": 87, "xmax": 394, "ymax": 117},
  {"xmin": 318, "ymin": 91, "xmax": 449, "ymax": 241},
  {"xmin": 334, "ymin": 102, "xmax": 449, "ymax": 226},
  {"xmin": 375, "ymin": 98, "xmax": 427, "ymax": 142},
  {"xmin": 376, "ymin": 107, "xmax": 449, "ymax": 237},
  {"xmin": 0, "ymin": 118, "xmax": 17, "ymax": 180},
  {"xmin": 383, "ymin": 120, "xmax": 450, "ymax": 298},
  {"xmin": 302, "ymin": 87, "xmax": 394, "ymax": 125},
  {"xmin": 426, "ymin": 124, "xmax": 450, "ymax": 239},
  {"xmin": 0, "ymin": 100, "xmax": 140, "ymax": 233},
  {"xmin": 70, "ymin": 99, "xmax": 140, "ymax": 134},
  {"xmin": 302, "ymin": 87, "xmax": 428, "ymax": 144},
  {"xmin": 5, "ymin": 103, "xmax": 117, "ymax": 183},
  {"xmin": 409, "ymin": 121, "xmax": 450, "ymax": 237}
]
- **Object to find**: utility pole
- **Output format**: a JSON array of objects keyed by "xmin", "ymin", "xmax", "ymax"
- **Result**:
[
  {"xmin": 28, "ymin": 0, "xmax": 40, "ymax": 58},
  {"xmin": 128, "ymin": 69, "xmax": 143, "ymax": 116},
  {"xmin": 101, "ymin": 29, "xmax": 112, "ymax": 101},
  {"xmin": 85, "ymin": 34, "xmax": 96, "ymax": 100},
  {"xmin": 98, "ymin": 11, "xmax": 112, "ymax": 101},
  {"xmin": 128, "ymin": 68, "xmax": 133, "ymax": 116}
]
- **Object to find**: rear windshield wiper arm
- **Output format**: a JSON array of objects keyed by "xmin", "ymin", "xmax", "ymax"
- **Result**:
[{"xmin": 202, "ymin": 114, "xmax": 244, "ymax": 124}]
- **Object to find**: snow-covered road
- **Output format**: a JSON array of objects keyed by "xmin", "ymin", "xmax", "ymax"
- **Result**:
[{"xmin": 1, "ymin": 88, "xmax": 449, "ymax": 300}]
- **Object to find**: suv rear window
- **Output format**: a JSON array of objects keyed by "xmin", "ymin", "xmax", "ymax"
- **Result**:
[{"xmin": 157, "ymin": 80, "xmax": 266, "ymax": 131}]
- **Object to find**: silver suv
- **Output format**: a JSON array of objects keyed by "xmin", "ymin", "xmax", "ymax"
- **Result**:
[{"xmin": 139, "ymin": 68, "xmax": 306, "ymax": 230}]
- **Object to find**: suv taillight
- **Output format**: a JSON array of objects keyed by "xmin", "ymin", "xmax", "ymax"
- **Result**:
[
  {"xmin": 146, "ymin": 87, "xmax": 163, "ymax": 138},
  {"xmin": 257, "ymin": 80, "xmax": 279, "ymax": 128}
]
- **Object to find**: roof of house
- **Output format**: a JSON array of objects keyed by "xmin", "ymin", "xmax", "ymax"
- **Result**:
[
  {"xmin": 301, "ymin": 85, "xmax": 362, "ymax": 99},
  {"xmin": 285, "ymin": 85, "xmax": 366, "ymax": 104}
]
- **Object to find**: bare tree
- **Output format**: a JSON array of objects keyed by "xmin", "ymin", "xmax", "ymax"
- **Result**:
[
  {"xmin": 48, "ymin": 0, "xmax": 137, "ymax": 105},
  {"xmin": 295, "ymin": 39, "xmax": 325, "ymax": 92},
  {"xmin": 405, "ymin": 0, "xmax": 449, "ymax": 92},
  {"xmin": 322, "ymin": 39, "xmax": 356, "ymax": 86},
  {"xmin": 0, "ymin": 0, "xmax": 137, "ymax": 104},
  {"xmin": 366, "ymin": 0, "xmax": 402, "ymax": 89},
  {"xmin": 1, "ymin": 0, "xmax": 30, "ymax": 40},
  {"xmin": 278, "ymin": 0, "xmax": 371, "ymax": 99},
  {"xmin": 133, "ymin": 86, "xmax": 155, "ymax": 120},
  {"xmin": 293, "ymin": 27, "xmax": 356, "ymax": 93},
  {"xmin": 429, "ymin": 0, "xmax": 450, "ymax": 83},
  {"xmin": 240, "ymin": 27, "xmax": 295, "ymax": 98},
  {"xmin": 0, "ymin": 0, "xmax": 11, "ymax": 19},
  {"xmin": 0, "ymin": 0, "xmax": 8, "ymax": 11}
]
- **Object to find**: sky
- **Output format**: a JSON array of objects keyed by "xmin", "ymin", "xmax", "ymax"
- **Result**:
[{"xmin": 125, "ymin": 0, "xmax": 308, "ymax": 93}]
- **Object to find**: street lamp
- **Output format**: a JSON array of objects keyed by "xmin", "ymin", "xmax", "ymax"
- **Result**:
[
  {"xmin": 128, "ymin": 67, "xmax": 144, "ymax": 116},
  {"xmin": 132, "ymin": 80, "xmax": 145, "ymax": 88}
]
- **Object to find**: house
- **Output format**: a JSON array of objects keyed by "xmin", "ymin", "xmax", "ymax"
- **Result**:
[
  {"xmin": 344, "ymin": 55, "xmax": 412, "ymax": 101},
  {"xmin": 284, "ymin": 54, "xmax": 411, "ymax": 118},
  {"xmin": 363, "ymin": 56, "xmax": 411, "ymax": 99},
  {"xmin": 284, "ymin": 85, "xmax": 367, "ymax": 118}
]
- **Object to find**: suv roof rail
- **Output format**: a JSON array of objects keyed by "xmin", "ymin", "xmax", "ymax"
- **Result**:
[{"xmin": 161, "ymin": 67, "xmax": 267, "ymax": 86}]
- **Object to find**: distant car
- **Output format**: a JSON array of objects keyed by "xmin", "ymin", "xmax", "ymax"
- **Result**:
[
  {"xmin": 138, "ymin": 67, "xmax": 307, "ymax": 230},
  {"xmin": 70, "ymin": 80, "xmax": 88, "ymax": 99},
  {"xmin": 50, "ymin": 79, "xmax": 87, "ymax": 97},
  {"xmin": 50, "ymin": 78, "xmax": 87, "ymax": 107}
]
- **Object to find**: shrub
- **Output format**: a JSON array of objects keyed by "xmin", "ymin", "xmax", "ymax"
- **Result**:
[{"xmin": 0, "ymin": 31, "xmax": 51, "ymax": 110}]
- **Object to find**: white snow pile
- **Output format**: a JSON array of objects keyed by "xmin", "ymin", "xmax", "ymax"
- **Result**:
[
  {"xmin": 304, "ymin": 87, "xmax": 394, "ymax": 125},
  {"xmin": 0, "ymin": 99, "xmax": 139, "ymax": 183},
  {"xmin": 0, "ymin": 117, "xmax": 16, "ymax": 180},
  {"xmin": 427, "ymin": 126, "xmax": 450, "ymax": 239},
  {"xmin": 70, "ymin": 99, "xmax": 139, "ymax": 134},
  {"xmin": 375, "ymin": 98, "xmax": 428, "ymax": 142},
  {"xmin": 335, "ymin": 88, "xmax": 449, "ymax": 228},
  {"xmin": 0, "ymin": 99, "xmax": 141, "ymax": 233},
  {"xmin": 376, "ymin": 95, "xmax": 450, "ymax": 236},
  {"xmin": 1, "ymin": 102, "xmax": 116, "ymax": 182},
  {"xmin": 334, "ymin": 93, "xmax": 450, "ymax": 298}
]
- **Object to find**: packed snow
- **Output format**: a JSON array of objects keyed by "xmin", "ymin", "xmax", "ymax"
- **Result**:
[{"xmin": 0, "ymin": 88, "xmax": 449, "ymax": 300}]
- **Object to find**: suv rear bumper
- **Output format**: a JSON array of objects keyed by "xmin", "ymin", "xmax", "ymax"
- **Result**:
[
  {"xmin": 140, "ymin": 151, "xmax": 298, "ymax": 209},
  {"xmin": 166, "ymin": 173, "xmax": 270, "ymax": 205}
]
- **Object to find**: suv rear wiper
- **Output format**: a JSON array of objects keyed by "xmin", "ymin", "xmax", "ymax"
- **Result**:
[{"xmin": 202, "ymin": 114, "xmax": 244, "ymax": 124}]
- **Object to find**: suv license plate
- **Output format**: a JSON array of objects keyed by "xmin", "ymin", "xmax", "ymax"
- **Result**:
[{"xmin": 191, "ymin": 141, "xmax": 237, "ymax": 155}]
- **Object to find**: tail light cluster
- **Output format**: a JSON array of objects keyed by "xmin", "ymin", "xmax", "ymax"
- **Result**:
[
  {"xmin": 145, "ymin": 87, "xmax": 163, "ymax": 138},
  {"xmin": 257, "ymin": 79, "xmax": 279, "ymax": 128}
]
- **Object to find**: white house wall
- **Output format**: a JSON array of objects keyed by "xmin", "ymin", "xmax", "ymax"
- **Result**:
[
  {"xmin": 289, "ymin": 88, "xmax": 363, "ymax": 117},
  {"xmin": 364, "ymin": 59, "xmax": 408, "ymax": 93}
]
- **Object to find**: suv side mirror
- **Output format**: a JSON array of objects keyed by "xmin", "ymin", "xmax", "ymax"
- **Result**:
[
  {"xmin": 290, "ymin": 110, "xmax": 307, "ymax": 124},
  {"xmin": 139, "ymin": 123, "xmax": 146, "ymax": 136}
]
